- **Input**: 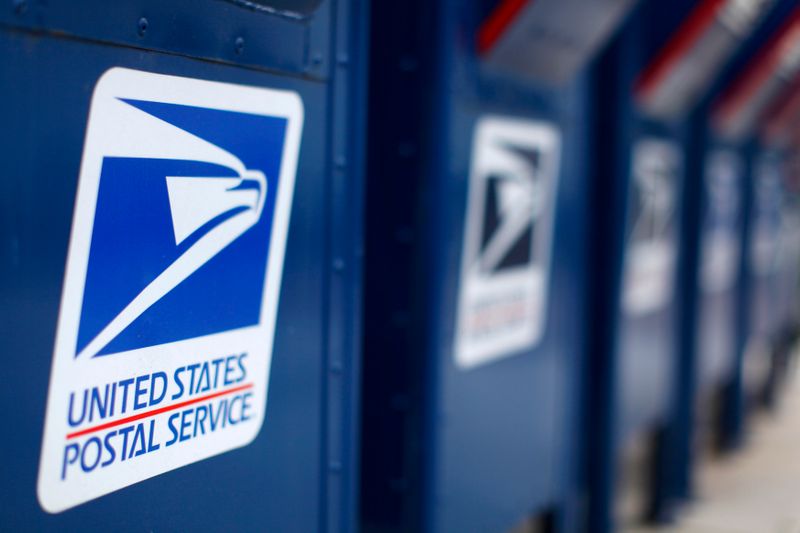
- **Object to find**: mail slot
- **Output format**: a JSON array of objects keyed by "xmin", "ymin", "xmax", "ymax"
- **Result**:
[{"xmin": 0, "ymin": 1, "xmax": 365, "ymax": 531}]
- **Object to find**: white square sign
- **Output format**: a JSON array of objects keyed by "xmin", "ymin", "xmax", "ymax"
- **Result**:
[
  {"xmin": 38, "ymin": 68, "xmax": 303, "ymax": 512},
  {"xmin": 454, "ymin": 116, "xmax": 561, "ymax": 369},
  {"xmin": 622, "ymin": 137, "xmax": 681, "ymax": 315}
]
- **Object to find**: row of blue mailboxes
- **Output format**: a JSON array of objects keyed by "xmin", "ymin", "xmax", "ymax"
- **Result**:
[{"xmin": 2, "ymin": 0, "xmax": 800, "ymax": 531}]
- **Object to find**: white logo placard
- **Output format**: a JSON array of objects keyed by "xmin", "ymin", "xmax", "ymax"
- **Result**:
[
  {"xmin": 38, "ymin": 68, "xmax": 304, "ymax": 512},
  {"xmin": 454, "ymin": 116, "xmax": 561, "ymax": 369}
]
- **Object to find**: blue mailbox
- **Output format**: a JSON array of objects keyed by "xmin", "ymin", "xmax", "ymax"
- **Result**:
[
  {"xmin": 695, "ymin": 146, "xmax": 747, "ymax": 414},
  {"xmin": 707, "ymin": 5, "xmax": 800, "ymax": 428},
  {"xmin": 0, "ymin": 1, "xmax": 366, "ymax": 531},
  {"xmin": 586, "ymin": 0, "xmax": 784, "ymax": 529},
  {"xmin": 667, "ymin": 2, "xmax": 798, "ymax": 503},
  {"xmin": 744, "ymin": 150, "xmax": 791, "ymax": 403},
  {"xmin": 755, "ymin": 86, "xmax": 800, "ymax": 405},
  {"xmin": 360, "ymin": 0, "xmax": 634, "ymax": 531}
]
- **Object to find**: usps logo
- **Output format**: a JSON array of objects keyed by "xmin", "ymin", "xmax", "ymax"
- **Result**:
[
  {"xmin": 622, "ymin": 138, "xmax": 680, "ymax": 314},
  {"xmin": 37, "ymin": 68, "xmax": 303, "ymax": 512},
  {"xmin": 455, "ymin": 117, "xmax": 560, "ymax": 369}
]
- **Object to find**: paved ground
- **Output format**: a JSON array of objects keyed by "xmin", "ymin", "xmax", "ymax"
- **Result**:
[{"xmin": 631, "ymin": 372, "xmax": 800, "ymax": 533}]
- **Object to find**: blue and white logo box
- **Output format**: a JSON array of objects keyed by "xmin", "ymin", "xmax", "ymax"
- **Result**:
[{"xmin": 38, "ymin": 68, "xmax": 304, "ymax": 512}]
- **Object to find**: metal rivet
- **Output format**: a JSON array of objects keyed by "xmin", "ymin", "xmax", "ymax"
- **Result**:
[
  {"xmin": 311, "ymin": 52, "xmax": 323, "ymax": 65},
  {"xmin": 334, "ymin": 156, "xmax": 347, "ymax": 170},
  {"xmin": 235, "ymin": 36, "xmax": 245, "ymax": 55},
  {"xmin": 332, "ymin": 258, "xmax": 345, "ymax": 272},
  {"xmin": 337, "ymin": 54, "xmax": 349, "ymax": 66},
  {"xmin": 137, "ymin": 17, "xmax": 148, "ymax": 37}
]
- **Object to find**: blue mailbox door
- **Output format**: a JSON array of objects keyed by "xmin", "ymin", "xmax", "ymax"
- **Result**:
[
  {"xmin": 0, "ymin": 1, "xmax": 365, "ymax": 531},
  {"xmin": 589, "ymin": 5, "xmax": 698, "ymax": 529},
  {"xmin": 744, "ymin": 151, "xmax": 789, "ymax": 400},
  {"xmin": 746, "ymin": 151, "xmax": 800, "ymax": 406},
  {"xmin": 361, "ymin": 1, "xmax": 633, "ymax": 532},
  {"xmin": 770, "ymin": 152, "xmax": 800, "ymax": 380},
  {"xmin": 773, "ymin": 163, "xmax": 800, "ymax": 373},
  {"xmin": 586, "ymin": 0, "xmax": 786, "ymax": 529},
  {"xmin": 696, "ymin": 148, "xmax": 745, "ymax": 396},
  {"xmin": 704, "ymin": 4, "xmax": 800, "ymax": 431},
  {"xmin": 751, "ymin": 71, "xmax": 800, "ymax": 377},
  {"xmin": 683, "ymin": 1, "xmax": 797, "ymax": 465},
  {"xmin": 650, "ymin": 6, "xmax": 800, "ymax": 491}
]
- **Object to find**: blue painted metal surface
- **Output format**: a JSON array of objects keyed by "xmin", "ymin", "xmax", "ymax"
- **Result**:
[
  {"xmin": 670, "ymin": 1, "xmax": 798, "ymax": 504},
  {"xmin": 686, "ymin": 3, "xmax": 800, "ymax": 465},
  {"xmin": 360, "ymin": 1, "xmax": 610, "ymax": 531},
  {"xmin": 582, "ymin": 0, "xmax": 793, "ymax": 528},
  {"xmin": 743, "ymin": 148, "xmax": 792, "ymax": 404},
  {"xmin": 694, "ymin": 145, "xmax": 746, "ymax": 395},
  {"xmin": 0, "ymin": 0, "xmax": 366, "ymax": 530},
  {"xmin": 588, "ymin": 3, "xmax": 694, "ymax": 529},
  {"xmin": 588, "ymin": 4, "xmax": 800, "ymax": 529}
]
